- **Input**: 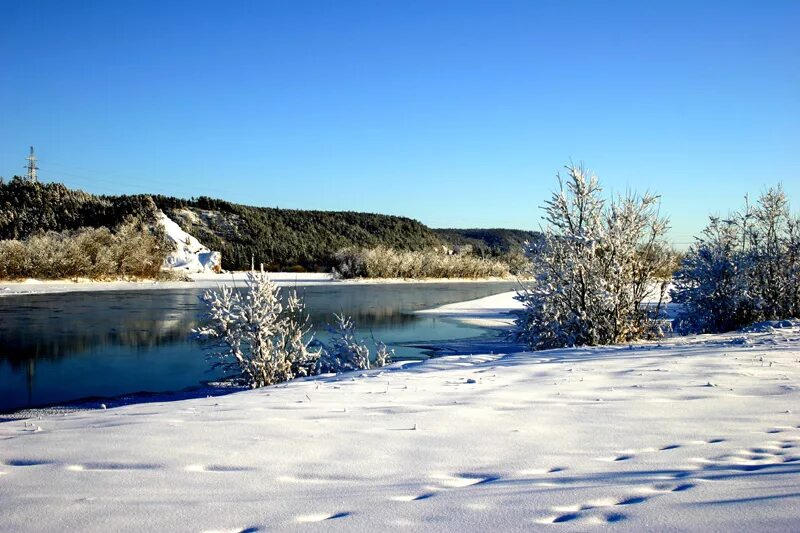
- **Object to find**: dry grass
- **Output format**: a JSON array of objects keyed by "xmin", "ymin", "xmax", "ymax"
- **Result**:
[{"xmin": 334, "ymin": 246, "xmax": 511, "ymax": 279}]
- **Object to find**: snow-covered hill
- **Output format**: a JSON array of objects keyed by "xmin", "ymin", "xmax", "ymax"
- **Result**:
[
  {"xmin": 158, "ymin": 210, "xmax": 221, "ymax": 273},
  {"xmin": 1, "ymin": 293, "xmax": 798, "ymax": 531}
]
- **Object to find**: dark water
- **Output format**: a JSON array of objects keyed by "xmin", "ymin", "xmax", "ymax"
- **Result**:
[{"xmin": 0, "ymin": 282, "xmax": 516, "ymax": 412}]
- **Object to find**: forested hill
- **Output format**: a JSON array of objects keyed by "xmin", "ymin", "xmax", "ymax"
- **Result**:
[
  {"xmin": 0, "ymin": 177, "xmax": 536, "ymax": 271},
  {"xmin": 151, "ymin": 195, "xmax": 442, "ymax": 270},
  {"xmin": 433, "ymin": 228, "xmax": 542, "ymax": 257},
  {"xmin": 0, "ymin": 177, "xmax": 441, "ymax": 270}
]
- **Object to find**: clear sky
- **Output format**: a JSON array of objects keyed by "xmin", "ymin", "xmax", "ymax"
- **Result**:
[{"xmin": 1, "ymin": 1, "xmax": 797, "ymax": 246}]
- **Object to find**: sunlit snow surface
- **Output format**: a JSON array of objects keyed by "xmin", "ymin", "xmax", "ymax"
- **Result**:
[{"xmin": 1, "ymin": 293, "xmax": 799, "ymax": 531}]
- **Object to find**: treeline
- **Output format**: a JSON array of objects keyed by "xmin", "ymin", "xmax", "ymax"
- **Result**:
[
  {"xmin": 0, "ymin": 177, "xmax": 157, "ymax": 240},
  {"xmin": 152, "ymin": 196, "xmax": 445, "ymax": 271},
  {"xmin": 0, "ymin": 177, "xmax": 532, "ymax": 275},
  {"xmin": 334, "ymin": 246, "xmax": 511, "ymax": 279}
]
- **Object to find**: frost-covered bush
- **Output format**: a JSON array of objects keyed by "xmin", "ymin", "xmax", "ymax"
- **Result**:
[
  {"xmin": 196, "ymin": 272, "xmax": 392, "ymax": 387},
  {"xmin": 672, "ymin": 186, "xmax": 800, "ymax": 333},
  {"xmin": 195, "ymin": 270, "xmax": 321, "ymax": 387},
  {"xmin": 514, "ymin": 164, "xmax": 671, "ymax": 349},
  {"xmin": 318, "ymin": 313, "xmax": 393, "ymax": 373}
]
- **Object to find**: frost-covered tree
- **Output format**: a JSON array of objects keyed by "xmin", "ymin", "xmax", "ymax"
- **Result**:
[
  {"xmin": 318, "ymin": 313, "xmax": 393, "ymax": 372},
  {"xmin": 672, "ymin": 185, "xmax": 800, "ymax": 333},
  {"xmin": 195, "ymin": 270, "xmax": 320, "ymax": 387},
  {"xmin": 514, "ymin": 164, "xmax": 671, "ymax": 349}
]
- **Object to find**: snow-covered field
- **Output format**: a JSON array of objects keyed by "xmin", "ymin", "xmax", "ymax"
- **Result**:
[{"xmin": 1, "ymin": 293, "xmax": 799, "ymax": 531}]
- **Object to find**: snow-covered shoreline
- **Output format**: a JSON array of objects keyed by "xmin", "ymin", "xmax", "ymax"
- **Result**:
[
  {"xmin": 416, "ymin": 290, "xmax": 521, "ymax": 329},
  {"xmin": 0, "ymin": 273, "xmax": 517, "ymax": 297},
  {"xmin": 1, "ymin": 287, "xmax": 799, "ymax": 531}
]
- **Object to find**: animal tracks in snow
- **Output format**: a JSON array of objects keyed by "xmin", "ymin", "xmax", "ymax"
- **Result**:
[
  {"xmin": 598, "ymin": 436, "xmax": 728, "ymax": 464},
  {"xmin": 542, "ymin": 426, "xmax": 800, "ymax": 526},
  {"xmin": 539, "ymin": 482, "xmax": 695, "ymax": 525}
]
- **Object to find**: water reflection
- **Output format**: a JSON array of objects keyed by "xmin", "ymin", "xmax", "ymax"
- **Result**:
[{"xmin": 0, "ymin": 282, "xmax": 516, "ymax": 412}]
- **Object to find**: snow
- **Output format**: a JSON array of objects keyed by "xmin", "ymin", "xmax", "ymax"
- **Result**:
[
  {"xmin": 0, "ymin": 274, "xmax": 510, "ymax": 297},
  {"xmin": 416, "ymin": 290, "xmax": 521, "ymax": 329},
  {"xmin": 0, "ymin": 272, "xmax": 337, "ymax": 297},
  {"xmin": 1, "ymin": 292, "xmax": 799, "ymax": 531},
  {"xmin": 158, "ymin": 210, "xmax": 222, "ymax": 273}
]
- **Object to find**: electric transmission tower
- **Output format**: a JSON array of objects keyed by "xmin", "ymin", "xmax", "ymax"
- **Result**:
[{"xmin": 25, "ymin": 146, "xmax": 39, "ymax": 182}]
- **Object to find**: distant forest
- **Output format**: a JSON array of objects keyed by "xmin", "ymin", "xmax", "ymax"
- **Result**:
[
  {"xmin": 433, "ymin": 228, "xmax": 541, "ymax": 257},
  {"xmin": 0, "ymin": 177, "xmax": 539, "ymax": 271}
]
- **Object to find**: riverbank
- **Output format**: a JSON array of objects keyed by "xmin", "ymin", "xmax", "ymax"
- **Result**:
[
  {"xmin": 1, "ymin": 290, "xmax": 798, "ymax": 531},
  {"xmin": 0, "ymin": 272, "xmax": 518, "ymax": 297}
]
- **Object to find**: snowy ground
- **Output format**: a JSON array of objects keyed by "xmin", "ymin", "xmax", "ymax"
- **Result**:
[
  {"xmin": 1, "ymin": 293, "xmax": 799, "ymax": 531},
  {"xmin": 0, "ymin": 273, "xmax": 514, "ymax": 297},
  {"xmin": 0, "ymin": 272, "xmax": 336, "ymax": 297}
]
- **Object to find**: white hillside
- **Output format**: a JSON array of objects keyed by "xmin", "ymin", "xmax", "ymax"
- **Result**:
[{"xmin": 157, "ymin": 211, "xmax": 221, "ymax": 273}]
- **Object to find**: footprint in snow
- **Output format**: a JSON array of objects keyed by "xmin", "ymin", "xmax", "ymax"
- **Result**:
[
  {"xmin": 3, "ymin": 458, "xmax": 52, "ymax": 467},
  {"xmin": 203, "ymin": 527, "xmax": 261, "ymax": 533},
  {"xmin": 546, "ymin": 479, "xmax": 697, "ymax": 526},
  {"xmin": 652, "ymin": 482, "xmax": 696, "ymax": 493},
  {"xmin": 295, "ymin": 512, "xmax": 351, "ymax": 523},
  {"xmin": 597, "ymin": 454, "xmax": 634, "ymax": 462},
  {"xmin": 518, "ymin": 466, "xmax": 567, "ymax": 476},
  {"xmin": 604, "ymin": 513, "xmax": 627, "ymax": 523},
  {"xmin": 390, "ymin": 493, "xmax": 436, "ymax": 502},
  {"xmin": 201, "ymin": 528, "xmax": 260, "ymax": 533},
  {"xmin": 66, "ymin": 462, "xmax": 162, "ymax": 472},
  {"xmin": 616, "ymin": 496, "xmax": 649, "ymax": 506},
  {"xmin": 430, "ymin": 473, "xmax": 499, "ymax": 488},
  {"xmin": 185, "ymin": 464, "xmax": 254, "ymax": 473}
]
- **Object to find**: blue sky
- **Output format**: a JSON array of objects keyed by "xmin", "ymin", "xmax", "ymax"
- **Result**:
[{"xmin": 1, "ymin": 1, "xmax": 797, "ymax": 245}]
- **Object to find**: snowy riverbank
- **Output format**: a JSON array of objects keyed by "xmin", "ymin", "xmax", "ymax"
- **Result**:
[
  {"xmin": 1, "ymin": 292, "xmax": 799, "ymax": 531},
  {"xmin": 0, "ymin": 272, "xmax": 517, "ymax": 297}
]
